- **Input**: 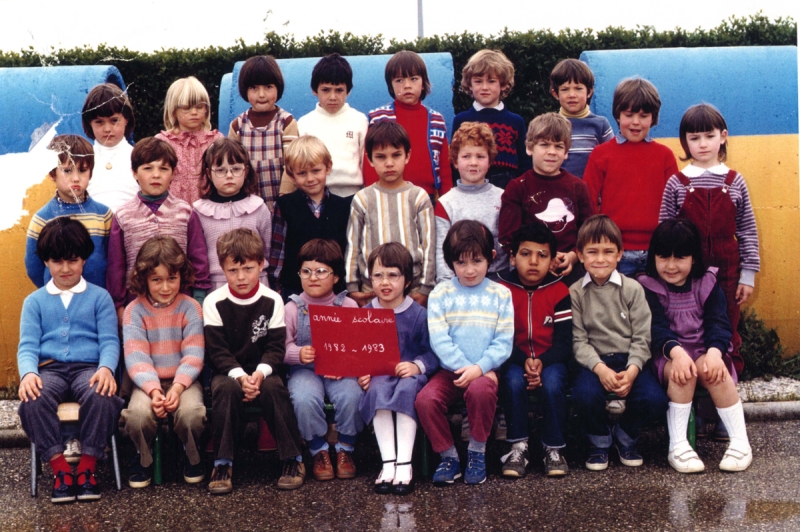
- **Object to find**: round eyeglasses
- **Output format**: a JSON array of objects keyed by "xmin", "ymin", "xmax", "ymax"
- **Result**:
[{"xmin": 299, "ymin": 267, "xmax": 333, "ymax": 280}]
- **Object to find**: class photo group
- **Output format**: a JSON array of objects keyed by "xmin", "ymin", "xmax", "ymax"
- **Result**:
[{"xmin": 17, "ymin": 47, "xmax": 758, "ymax": 503}]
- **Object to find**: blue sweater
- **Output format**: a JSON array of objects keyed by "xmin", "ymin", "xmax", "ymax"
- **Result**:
[
  {"xmin": 18, "ymin": 281, "xmax": 120, "ymax": 378},
  {"xmin": 25, "ymin": 196, "xmax": 112, "ymax": 288},
  {"xmin": 452, "ymin": 106, "xmax": 531, "ymax": 178},
  {"xmin": 562, "ymin": 112, "xmax": 614, "ymax": 179}
]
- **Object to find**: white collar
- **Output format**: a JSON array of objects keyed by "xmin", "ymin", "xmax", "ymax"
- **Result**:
[
  {"xmin": 46, "ymin": 277, "xmax": 87, "ymax": 295},
  {"xmin": 681, "ymin": 163, "xmax": 729, "ymax": 178},
  {"xmin": 473, "ymin": 101, "xmax": 504, "ymax": 112},
  {"xmin": 581, "ymin": 270, "xmax": 622, "ymax": 287}
]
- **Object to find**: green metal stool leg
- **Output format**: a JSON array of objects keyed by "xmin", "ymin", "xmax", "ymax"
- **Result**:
[
  {"xmin": 153, "ymin": 421, "xmax": 163, "ymax": 485},
  {"xmin": 688, "ymin": 404, "xmax": 697, "ymax": 450}
]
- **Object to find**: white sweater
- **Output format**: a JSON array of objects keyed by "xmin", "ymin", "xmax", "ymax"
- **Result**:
[{"xmin": 87, "ymin": 140, "xmax": 138, "ymax": 212}]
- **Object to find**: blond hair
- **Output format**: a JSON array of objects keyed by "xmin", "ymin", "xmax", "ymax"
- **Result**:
[
  {"xmin": 460, "ymin": 49, "xmax": 515, "ymax": 99},
  {"xmin": 162, "ymin": 76, "xmax": 212, "ymax": 131},
  {"xmin": 284, "ymin": 136, "xmax": 333, "ymax": 178},
  {"xmin": 525, "ymin": 113, "xmax": 573, "ymax": 152}
]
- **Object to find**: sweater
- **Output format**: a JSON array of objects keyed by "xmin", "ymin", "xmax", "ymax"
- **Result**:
[
  {"xmin": 345, "ymin": 183, "xmax": 435, "ymax": 296},
  {"xmin": 25, "ymin": 195, "xmax": 112, "ymax": 289},
  {"xmin": 18, "ymin": 280, "xmax": 120, "ymax": 378},
  {"xmin": 155, "ymin": 129, "xmax": 224, "ymax": 206},
  {"xmin": 583, "ymin": 137, "xmax": 679, "ymax": 250},
  {"xmin": 87, "ymin": 140, "xmax": 138, "ymax": 212},
  {"xmin": 452, "ymin": 104, "xmax": 531, "ymax": 178},
  {"xmin": 123, "ymin": 294, "xmax": 204, "ymax": 396},
  {"xmin": 283, "ymin": 291, "xmax": 359, "ymax": 366},
  {"xmin": 560, "ymin": 111, "xmax": 614, "ymax": 179},
  {"xmin": 427, "ymin": 277, "xmax": 514, "ymax": 375},
  {"xmin": 498, "ymin": 169, "xmax": 595, "ymax": 254},
  {"xmin": 434, "ymin": 180, "xmax": 507, "ymax": 282}
]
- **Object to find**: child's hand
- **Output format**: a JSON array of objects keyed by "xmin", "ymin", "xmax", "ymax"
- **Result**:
[
  {"xmin": 18, "ymin": 373, "xmax": 43, "ymax": 402},
  {"xmin": 299, "ymin": 346, "xmax": 316, "ymax": 365},
  {"xmin": 240, "ymin": 372, "xmax": 264, "ymax": 402},
  {"xmin": 395, "ymin": 362, "xmax": 421, "ymax": 378},
  {"xmin": 484, "ymin": 370, "xmax": 498, "ymax": 386},
  {"xmin": 349, "ymin": 291, "xmax": 373, "ymax": 307},
  {"xmin": 593, "ymin": 363, "xmax": 618, "ymax": 393},
  {"xmin": 453, "ymin": 365, "xmax": 483, "ymax": 388},
  {"xmin": 524, "ymin": 358, "xmax": 543, "ymax": 390},
  {"xmin": 700, "ymin": 349, "xmax": 727, "ymax": 385},
  {"xmin": 323, "ymin": 375, "xmax": 343, "ymax": 381},
  {"xmin": 150, "ymin": 390, "xmax": 167, "ymax": 419},
  {"xmin": 551, "ymin": 251, "xmax": 576, "ymax": 276},
  {"xmin": 357, "ymin": 375, "xmax": 371, "ymax": 391},
  {"xmin": 163, "ymin": 383, "xmax": 185, "ymax": 413},
  {"xmin": 89, "ymin": 367, "xmax": 117, "ymax": 397},
  {"xmin": 668, "ymin": 347, "xmax": 697, "ymax": 385},
  {"xmin": 736, "ymin": 284, "xmax": 753, "ymax": 305},
  {"xmin": 410, "ymin": 292, "xmax": 428, "ymax": 308},
  {"xmin": 614, "ymin": 366, "xmax": 640, "ymax": 398}
]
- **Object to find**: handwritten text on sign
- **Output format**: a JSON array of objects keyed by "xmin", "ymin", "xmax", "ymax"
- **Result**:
[{"xmin": 308, "ymin": 305, "xmax": 400, "ymax": 377}]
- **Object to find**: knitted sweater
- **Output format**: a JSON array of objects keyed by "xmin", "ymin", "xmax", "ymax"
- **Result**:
[
  {"xmin": 87, "ymin": 140, "xmax": 138, "ymax": 212},
  {"xmin": 123, "ymin": 294, "xmax": 204, "ymax": 396},
  {"xmin": 155, "ymin": 129, "xmax": 224, "ymax": 206},
  {"xmin": 560, "ymin": 111, "xmax": 614, "ymax": 179},
  {"xmin": 452, "ymin": 104, "xmax": 531, "ymax": 177},
  {"xmin": 345, "ymin": 183, "xmax": 435, "ymax": 296},
  {"xmin": 434, "ymin": 180, "xmax": 507, "ymax": 282},
  {"xmin": 427, "ymin": 277, "xmax": 514, "ymax": 374},
  {"xmin": 583, "ymin": 137, "xmax": 679, "ymax": 250},
  {"xmin": 25, "ymin": 195, "xmax": 112, "ymax": 289}
]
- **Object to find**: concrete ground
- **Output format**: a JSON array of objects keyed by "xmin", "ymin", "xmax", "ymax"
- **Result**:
[{"xmin": 1, "ymin": 419, "xmax": 800, "ymax": 531}]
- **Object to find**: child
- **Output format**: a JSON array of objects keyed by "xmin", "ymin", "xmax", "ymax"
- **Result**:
[
  {"xmin": 499, "ymin": 113, "xmax": 595, "ymax": 281},
  {"xmin": 284, "ymin": 239, "xmax": 363, "ymax": 481},
  {"xmin": 194, "ymin": 138, "xmax": 272, "ymax": 290},
  {"xmin": 156, "ymin": 77, "xmax": 224, "ymax": 206},
  {"xmin": 549, "ymin": 58, "xmax": 614, "ymax": 179},
  {"xmin": 18, "ymin": 218, "xmax": 123, "ymax": 503},
  {"xmin": 26, "ymin": 135, "xmax": 112, "ymax": 289},
  {"xmin": 106, "ymin": 137, "xmax": 211, "ymax": 323},
  {"xmin": 81, "ymin": 83, "xmax": 138, "ymax": 212},
  {"xmin": 357, "ymin": 243, "xmax": 438, "ymax": 495},
  {"xmin": 638, "ymin": 219, "xmax": 751, "ymax": 472},
  {"xmin": 496, "ymin": 221, "xmax": 572, "ymax": 478},
  {"xmin": 269, "ymin": 136, "xmax": 352, "ymax": 298},
  {"xmin": 583, "ymin": 77, "xmax": 679, "ymax": 277},
  {"xmin": 364, "ymin": 50, "xmax": 453, "ymax": 200},
  {"xmin": 415, "ymin": 220, "xmax": 514, "ymax": 485},
  {"xmin": 435, "ymin": 122, "xmax": 508, "ymax": 283},
  {"xmin": 289, "ymin": 53, "xmax": 368, "ymax": 198},
  {"xmin": 345, "ymin": 121, "xmax": 435, "ymax": 308},
  {"xmin": 121, "ymin": 236, "xmax": 206, "ymax": 488},
  {"xmin": 228, "ymin": 55, "xmax": 299, "ymax": 212},
  {"xmin": 569, "ymin": 214, "xmax": 668, "ymax": 471},
  {"xmin": 452, "ymin": 49, "xmax": 531, "ymax": 189},
  {"xmin": 203, "ymin": 228, "xmax": 305, "ymax": 493},
  {"xmin": 659, "ymin": 103, "xmax": 759, "ymax": 374}
]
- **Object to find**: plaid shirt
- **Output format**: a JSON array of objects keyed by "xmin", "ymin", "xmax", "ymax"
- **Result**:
[{"xmin": 238, "ymin": 108, "xmax": 292, "ymax": 212}]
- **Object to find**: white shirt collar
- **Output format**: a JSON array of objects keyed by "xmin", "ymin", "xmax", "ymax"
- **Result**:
[
  {"xmin": 46, "ymin": 277, "xmax": 87, "ymax": 295},
  {"xmin": 581, "ymin": 270, "xmax": 622, "ymax": 287},
  {"xmin": 473, "ymin": 101, "xmax": 505, "ymax": 112},
  {"xmin": 681, "ymin": 163, "xmax": 729, "ymax": 178}
]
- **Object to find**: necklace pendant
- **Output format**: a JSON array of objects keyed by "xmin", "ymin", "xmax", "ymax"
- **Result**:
[{"xmin": 106, "ymin": 162, "xmax": 113, "ymax": 170}]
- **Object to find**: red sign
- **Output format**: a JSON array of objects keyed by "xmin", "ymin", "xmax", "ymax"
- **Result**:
[{"xmin": 308, "ymin": 305, "xmax": 401, "ymax": 377}]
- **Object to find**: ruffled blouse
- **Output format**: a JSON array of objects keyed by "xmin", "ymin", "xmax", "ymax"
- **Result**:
[{"xmin": 156, "ymin": 129, "xmax": 224, "ymax": 205}]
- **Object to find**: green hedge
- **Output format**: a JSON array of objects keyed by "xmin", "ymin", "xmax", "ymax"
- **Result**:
[{"xmin": 0, "ymin": 13, "xmax": 795, "ymax": 138}]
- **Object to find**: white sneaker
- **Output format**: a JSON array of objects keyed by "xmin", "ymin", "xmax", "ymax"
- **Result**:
[
  {"xmin": 668, "ymin": 444, "xmax": 705, "ymax": 473},
  {"xmin": 606, "ymin": 400, "xmax": 626, "ymax": 415},
  {"xmin": 719, "ymin": 442, "xmax": 752, "ymax": 472},
  {"xmin": 64, "ymin": 439, "xmax": 82, "ymax": 464}
]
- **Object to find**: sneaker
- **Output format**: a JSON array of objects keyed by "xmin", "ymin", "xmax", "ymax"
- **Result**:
[
  {"xmin": 501, "ymin": 445, "xmax": 529, "ymax": 478},
  {"xmin": 460, "ymin": 415, "xmax": 471, "ymax": 442},
  {"xmin": 585, "ymin": 447, "xmax": 609, "ymax": 471},
  {"xmin": 277, "ymin": 459, "xmax": 306, "ymax": 490},
  {"xmin": 63, "ymin": 439, "xmax": 82, "ymax": 464},
  {"xmin": 51, "ymin": 470, "xmax": 76, "ymax": 503},
  {"xmin": 606, "ymin": 399, "xmax": 626, "ymax": 415},
  {"xmin": 313, "ymin": 450, "xmax": 335, "ymax": 481},
  {"xmin": 464, "ymin": 450, "xmax": 487, "ymax": 485},
  {"xmin": 183, "ymin": 457, "xmax": 205, "ymax": 484},
  {"xmin": 128, "ymin": 456, "xmax": 152, "ymax": 489},
  {"xmin": 719, "ymin": 443, "xmax": 752, "ymax": 472},
  {"xmin": 713, "ymin": 422, "xmax": 730, "ymax": 442},
  {"xmin": 668, "ymin": 444, "xmax": 705, "ymax": 473},
  {"xmin": 432, "ymin": 457, "xmax": 461, "ymax": 485},
  {"xmin": 335, "ymin": 449, "xmax": 357, "ymax": 479},
  {"xmin": 494, "ymin": 410, "xmax": 507, "ymax": 441},
  {"xmin": 543, "ymin": 447, "xmax": 569, "ymax": 477},
  {"xmin": 615, "ymin": 442, "xmax": 643, "ymax": 467},
  {"xmin": 208, "ymin": 464, "xmax": 232, "ymax": 495},
  {"xmin": 75, "ymin": 469, "xmax": 101, "ymax": 501}
]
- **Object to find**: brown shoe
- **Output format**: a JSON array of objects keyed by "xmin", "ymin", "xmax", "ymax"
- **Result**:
[
  {"xmin": 208, "ymin": 464, "xmax": 232, "ymax": 495},
  {"xmin": 313, "ymin": 450, "xmax": 335, "ymax": 481},
  {"xmin": 277, "ymin": 459, "xmax": 306, "ymax": 490},
  {"xmin": 335, "ymin": 450, "xmax": 357, "ymax": 479}
]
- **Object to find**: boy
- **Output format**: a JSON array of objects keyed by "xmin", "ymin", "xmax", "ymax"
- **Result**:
[
  {"xmin": 583, "ymin": 77, "xmax": 679, "ymax": 276},
  {"xmin": 549, "ymin": 58, "xmax": 614, "ymax": 178},
  {"xmin": 415, "ymin": 220, "xmax": 513, "ymax": 485},
  {"xmin": 106, "ymin": 137, "xmax": 211, "ymax": 323},
  {"xmin": 268, "ymin": 136, "xmax": 352, "ymax": 298},
  {"xmin": 284, "ymin": 239, "xmax": 363, "ymax": 481},
  {"xmin": 435, "ymin": 122, "xmax": 508, "ymax": 283},
  {"xmin": 452, "ymin": 49, "xmax": 530, "ymax": 189},
  {"xmin": 496, "ymin": 221, "xmax": 572, "ymax": 478},
  {"xmin": 283, "ymin": 53, "xmax": 368, "ymax": 198},
  {"xmin": 499, "ymin": 113, "xmax": 595, "ymax": 281},
  {"xmin": 345, "ymin": 121, "xmax": 435, "ymax": 308},
  {"xmin": 18, "ymin": 218, "xmax": 123, "ymax": 503},
  {"xmin": 203, "ymin": 228, "xmax": 305, "ymax": 493},
  {"xmin": 569, "ymin": 215, "xmax": 668, "ymax": 470},
  {"xmin": 26, "ymin": 135, "xmax": 112, "ymax": 290}
]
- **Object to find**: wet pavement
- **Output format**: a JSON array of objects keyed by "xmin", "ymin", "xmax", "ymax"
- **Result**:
[{"xmin": 2, "ymin": 420, "xmax": 800, "ymax": 531}]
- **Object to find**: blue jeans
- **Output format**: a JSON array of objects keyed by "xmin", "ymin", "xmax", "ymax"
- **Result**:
[
  {"xmin": 570, "ymin": 353, "xmax": 668, "ymax": 448},
  {"xmin": 617, "ymin": 251, "xmax": 648, "ymax": 277},
  {"xmin": 500, "ymin": 362, "xmax": 568, "ymax": 448}
]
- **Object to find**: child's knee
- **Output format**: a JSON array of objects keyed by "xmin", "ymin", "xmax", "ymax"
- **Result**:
[{"xmin": 501, "ymin": 366, "xmax": 527, "ymax": 395}]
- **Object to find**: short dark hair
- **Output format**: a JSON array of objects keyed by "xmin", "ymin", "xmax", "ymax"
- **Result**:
[
  {"xmin": 365, "ymin": 121, "xmax": 410, "ymax": 160},
  {"xmin": 679, "ymin": 103, "xmax": 729, "ymax": 162},
  {"xmin": 297, "ymin": 238, "xmax": 345, "ymax": 280},
  {"xmin": 443, "ymin": 220, "xmax": 495, "ymax": 271},
  {"xmin": 576, "ymin": 214, "xmax": 623, "ymax": 252},
  {"xmin": 131, "ymin": 137, "xmax": 178, "ymax": 172},
  {"xmin": 384, "ymin": 51, "xmax": 431, "ymax": 101},
  {"xmin": 525, "ymin": 113, "xmax": 572, "ymax": 152},
  {"xmin": 612, "ymin": 77, "xmax": 662, "ymax": 126},
  {"xmin": 645, "ymin": 218, "xmax": 706, "ymax": 280},
  {"xmin": 367, "ymin": 243, "xmax": 414, "ymax": 296},
  {"xmin": 81, "ymin": 83, "xmax": 135, "ymax": 139},
  {"xmin": 47, "ymin": 135, "xmax": 94, "ymax": 177},
  {"xmin": 37, "ymin": 217, "xmax": 94, "ymax": 262},
  {"xmin": 216, "ymin": 228, "xmax": 265, "ymax": 266},
  {"xmin": 311, "ymin": 53, "xmax": 353, "ymax": 93},
  {"xmin": 200, "ymin": 138, "xmax": 258, "ymax": 198},
  {"xmin": 238, "ymin": 55, "xmax": 284, "ymax": 101},
  {"xmin": 549, "ymin": 59, "xmax": 595, "ymax": 94},
  {"xmin": 128, "ymin": 236, "xmax": 195, "ymax": 296},
  {"xmin": 510, "ymin": 220, "xmax": 557, "ymax": 257}
]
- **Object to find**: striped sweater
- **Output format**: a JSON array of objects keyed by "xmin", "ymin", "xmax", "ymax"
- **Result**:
[
  {"xmin": 560, "ymin": 111, "xmax": 614, "ymax": 179},
  {"xmin": 123, "ymin": 294, "xmax": 204, "ymax": 396}
]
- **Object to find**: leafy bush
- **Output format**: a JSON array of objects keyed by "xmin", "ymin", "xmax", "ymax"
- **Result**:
[{"xmin": 739, "ymin": 308, "xmax": 800, "ymax": 381}]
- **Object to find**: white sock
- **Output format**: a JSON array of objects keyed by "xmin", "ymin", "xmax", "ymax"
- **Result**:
[
  {"xmin": 513, "ymin": 441, "xmax": 528, "ymax": 452},
  {"xmin": 394, "ymin": 413, "xmax": 417, "ymax": 484},
  {"xmin": 373, "ymin": 410, "xmax": 396, "ymax": 482},
  {"xmin": 667, "ymin": 402, "xmax": 693, "ymax": 452},
  {"xmin": 717, "ymin": 401, "xmax": 750, "ymax": 451}
]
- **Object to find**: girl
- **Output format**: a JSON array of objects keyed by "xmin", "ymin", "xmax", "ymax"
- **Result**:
[
  {"xmin": 639, "ymin": 219, "xmax": 751, "ymax": 473},
  {"xmin": 156, "ymin": 76, "xmax": 224, "ymax": 206},
  {"xmin": 193, "ymin": 138, "xmax": 271, "ymax": 290},
  {"xmin": 357, "ymin": 243, "xmax": 438, "ymax": 495},
  {"xmin": 121, "ymin": 236, "xmax": 206, "ymax": 488},
  {"xmin": 659, "ymin": 103, "xmax": 760, "ymax": 375}
]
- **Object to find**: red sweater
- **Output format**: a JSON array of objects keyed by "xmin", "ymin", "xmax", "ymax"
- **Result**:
[{"xmin": 583, "ymin": 139, "xmax": 678, "ymax": 251}]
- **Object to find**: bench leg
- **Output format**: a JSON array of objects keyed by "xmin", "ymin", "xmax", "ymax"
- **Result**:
[
  {"xmin": 153, "ymin": 429, "xmax": 162, "ymax": 486},
  {"xmin": 688, "ymin": 404, "xmax": 697, "ymax": 450},
  {"xmin": 31, "ymin": 443, "xmax": 37, "ymax": 497},
  {"xmin": 111, "ymin": 434, "xmax": 122, "ymax": 491}
]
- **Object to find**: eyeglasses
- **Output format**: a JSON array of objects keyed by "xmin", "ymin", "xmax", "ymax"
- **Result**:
[
  {"xmin": 211, "ymin": 165, "xmax": 247, "ymax": 178},
  {"xmin": 371, "ymin": 271, "xmax": 403, "ymax": 282},
  {"xmin": 176, "ymin": 103, "xmax": 209, "ymax": 112},
  {"xmin": 299, "ymin": 267, "xmax": 333, "ymax": 280}
]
